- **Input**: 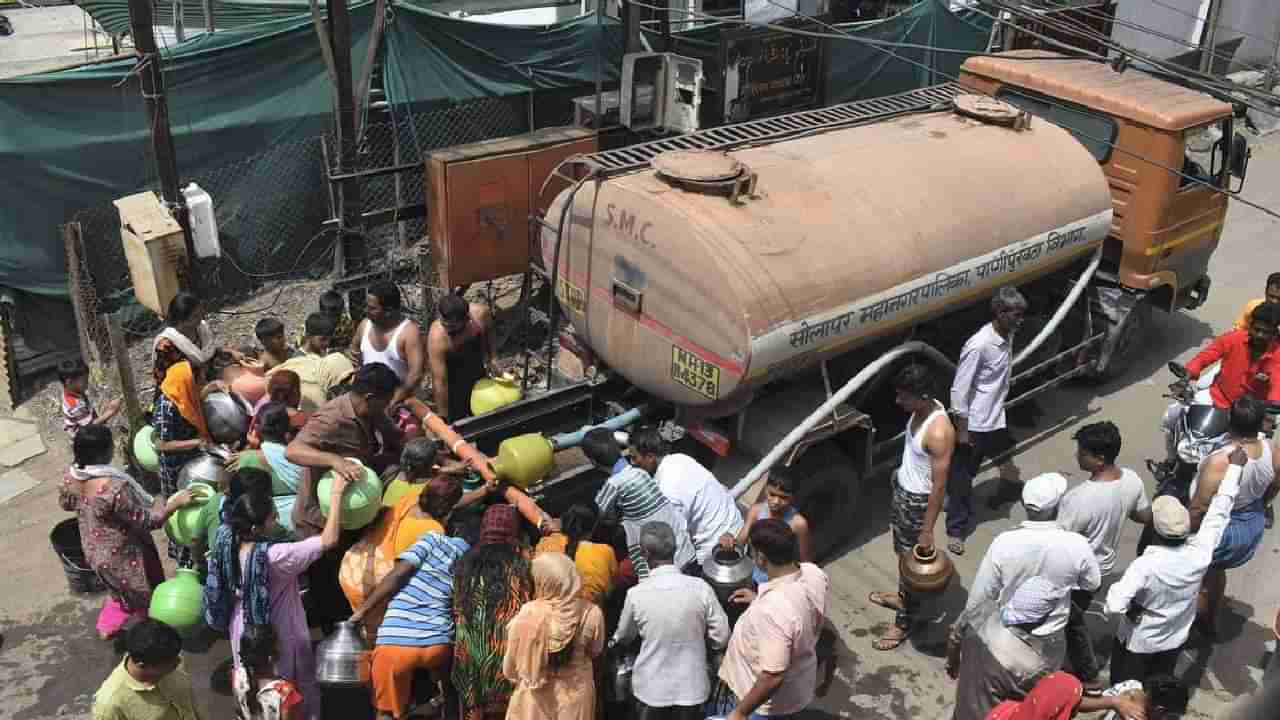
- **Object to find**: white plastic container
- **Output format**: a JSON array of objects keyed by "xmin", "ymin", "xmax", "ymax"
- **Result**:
[{"xmin": 182, "ymin": 182, "xmax": 220, "ymax": 259}]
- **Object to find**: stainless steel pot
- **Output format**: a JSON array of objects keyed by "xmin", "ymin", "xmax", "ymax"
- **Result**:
[
  {"xmin": 603, "ymin": 648, "xmax": 634, "ymax": 703},
  {"xmin": 315, "ymin": 621, "xmax": 369, "ymax": 687},
  {"xmin": 176, "ymin": 450, "xmax": 230, "ymax": 491},
  {"xmin": 701, "ymin": 546, "xmax": 755, "ymax": 610},
  {"xmin": 202, "ymin": 391, "xmax": 251, "ymax": 444}
]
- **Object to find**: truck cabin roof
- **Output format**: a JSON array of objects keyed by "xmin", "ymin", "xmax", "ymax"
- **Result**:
[{"xmin": 960, "ymin": 50, "xmax": 1232, "ymax": 132}]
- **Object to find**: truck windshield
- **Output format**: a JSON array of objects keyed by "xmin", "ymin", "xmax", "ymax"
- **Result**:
[
  {"xmin": 995, "ymin": 87, "xmax": 1117, "ymax": 162},
  {"xmin": 1179, "ymin": 118, "xmax": 1230, "ymax": 190}
]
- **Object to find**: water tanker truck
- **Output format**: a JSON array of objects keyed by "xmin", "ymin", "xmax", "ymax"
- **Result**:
[{"xmin": 449, "ymin": 53, "xmax": 1247, "ymax": 558}]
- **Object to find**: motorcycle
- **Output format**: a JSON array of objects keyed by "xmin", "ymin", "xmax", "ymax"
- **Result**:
[{"xmin": 1139, "ymin": 362, "xmax": 1231, "ymax": 555}]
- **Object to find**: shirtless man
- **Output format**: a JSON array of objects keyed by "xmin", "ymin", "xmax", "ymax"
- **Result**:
[
  {"xmin": 349, "ymin": 281, "xmax": 425, "ymax": 414},
  {"xmin": 1186, "ymin": 397, "xmax": 1280, "ymax": 637},
  {"xmin": 427, "ymin": 293, "xmax": 498, "ymax": 422}
]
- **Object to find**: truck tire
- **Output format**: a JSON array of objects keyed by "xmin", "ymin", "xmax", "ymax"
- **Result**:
[
  {"xmin": 787, "ymin": 441, "xmax": 860, "ymax": 562},
  {"xmin": 1092, "ymin": 290, "xmax": 1151, "ymax": 381}
]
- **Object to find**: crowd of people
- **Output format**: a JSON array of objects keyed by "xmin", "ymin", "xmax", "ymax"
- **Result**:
[
  {"xmin": 55, "ymin": 272, "xmax": 1280, "ymax": 720},
  {"xmin": 59, "ymin": 284, "xmax": 832, "ymax": 720},
  {"xmin": 865, "ymin": 279, "xmax": 1280, "ymax": 720}
]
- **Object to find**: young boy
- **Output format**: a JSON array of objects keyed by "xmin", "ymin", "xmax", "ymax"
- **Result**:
[
  {"xmin": 255, "ymin": 317, "xmax": 297, "ymax": 371},
  {"xmin": 59, "ymin": 359, "xmax": 120, "ymax": 438},
  {"xmin": 719, "ymin": 468, "xmax": 813, "ymax": 585},
  {"xmin": 297, "ymin": 290, "xmax": 353, "ymax": 352},
  {"xmin": 93, "ymin": 619, "xmax": 202, "ymax": 720}
]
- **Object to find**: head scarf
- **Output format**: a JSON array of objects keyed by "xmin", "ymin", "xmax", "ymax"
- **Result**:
[
  {"xmin": 985, "ymin": 672, "xmax": 1082, "ymax": 720},
  {"xmin": 159, "ymin": 360, "xmax": 211, "ymax": 441},
  {"xmin": 480, "ymin": 504, "xmax": 520, "ymax": 547},
  {"xmin": 1002, "ymin": 576, "xmax": 1062, "ymax": 628},
  {"xmin": 502, "ymin": 553, "xmax": 587, "ymax": 689}
]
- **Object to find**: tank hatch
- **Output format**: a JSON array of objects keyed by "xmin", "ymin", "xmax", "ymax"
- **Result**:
[
  {"xmin": 952, "ymin": 94, "xmax": 1027, "ymax": 128},
  {"xmin": 651, "ymin": 150, "xmax": 757, "ymax": 203}
]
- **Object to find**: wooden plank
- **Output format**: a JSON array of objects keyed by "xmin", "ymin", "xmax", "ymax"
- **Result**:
[
  {"xmin": 105, "ymin": 313, "xmax": 145, "ymax": 432},
  {"xmin": 64, "ymin": 222, "xmax": 110, "ymax": 366}
]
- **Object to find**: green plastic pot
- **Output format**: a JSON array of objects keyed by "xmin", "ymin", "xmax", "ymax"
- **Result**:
[
  {"xmin": 317, "ymin": 459, "xmax": 382, "ymax": 530},
  {"xmin": 133, "ymin": 425, "xmax": 160, "ymax": 473},
  {"xmin": 149, "ymin": 568, "xmax": 204, "ymax": 630},
  {"xmin": 165, "ymin": 483, "xmax": 217, "ymax": 547}
]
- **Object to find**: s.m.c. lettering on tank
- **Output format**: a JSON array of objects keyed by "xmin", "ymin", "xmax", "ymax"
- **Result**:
[
  {"xmin": 671, "ymin": 345, "xmax": 721, "ymax": 400},
  {"xmin": 604, "ymin": 203, "xmax": 655, "ymax": 250}
]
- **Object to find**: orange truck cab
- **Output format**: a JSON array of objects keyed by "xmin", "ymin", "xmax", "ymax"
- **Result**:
[{"xmin": 958, "ymin": 51, "xmax": 1249, "ymax": 322}]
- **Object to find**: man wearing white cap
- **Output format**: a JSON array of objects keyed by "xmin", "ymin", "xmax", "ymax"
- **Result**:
[
  {"xmin": 1105, "ymin": 446, "xmax": 1248, "ymax": 687},
  {"xmin": 953, "ymin": 473, "xmax": 1101, "ymax": 646}
]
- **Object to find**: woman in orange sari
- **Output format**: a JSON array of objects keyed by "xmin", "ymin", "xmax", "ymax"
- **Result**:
[
  {"xmin": 339, "ymin": 439, "xmax": 466, "ymax": 635},
  {"xmin": 533, "ymin": 504, "xmax": 618, "ymax": 607}
]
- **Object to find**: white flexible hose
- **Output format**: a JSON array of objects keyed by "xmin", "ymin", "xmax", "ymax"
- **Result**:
[
  {"xmin": 729, "ymin": 246, "xmax": 1104, "ymax": 499},
  {"xmin": 729, "ymin": 340, "xmax": 954, "ymax": 499},
  {"xmin": 1013, "ymin": 246, "xmax": 1103, "ymax": 367}
]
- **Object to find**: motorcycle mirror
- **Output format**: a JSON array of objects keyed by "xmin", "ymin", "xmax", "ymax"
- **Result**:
[{"xmin": 1167, "ymin": 362, "xmax": 1189, "ymax": 380}]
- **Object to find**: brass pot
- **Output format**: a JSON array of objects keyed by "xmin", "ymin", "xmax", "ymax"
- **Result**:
[{"xmin": 899, "ymin": 544, "xmax": 954, "ymax": 595}]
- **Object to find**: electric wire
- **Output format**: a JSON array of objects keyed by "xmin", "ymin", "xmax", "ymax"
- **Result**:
[
  {"xmin": 1141, "ymin": 0, "xmax": 1280, "ymax": 58},
  {"xmin": 626, "ymin": 0, "xmax": 1280, "ymax": 224},
  {"xmin": 1061, "ymin": 1, "xmax": 1273, "ymax": 75},
  {"xmin": 980, "ymin": 0, "xmax": 1280, "ymax": 110}
]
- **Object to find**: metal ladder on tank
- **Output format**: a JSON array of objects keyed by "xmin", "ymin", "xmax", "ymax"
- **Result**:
[{"xmin": 516, "ymin": 81, "xmax": 968, "ymax": 395}]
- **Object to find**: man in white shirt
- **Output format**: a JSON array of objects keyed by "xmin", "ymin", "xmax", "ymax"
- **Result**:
[
  {"xmin": 612, "ymin": 521, "xmax": 731, "ymax": 720},
  {"xmin": 948, "ymin": 286, "xmax": 1026, "ymax": 556},
  {"xmin": 1105, "ymin": 447, "xmax": 1247, "ymax": 687},
  {"xmin": 954, "ymin": 473, "xmax": 1101, "ymax": 641},
  {"xmin": 630, "ymin": 426, "xmax": 744, "ymax": 565},
  {"xmin": 1057, "ymin": 421, "xmax": 1152, "ymax": 687}
]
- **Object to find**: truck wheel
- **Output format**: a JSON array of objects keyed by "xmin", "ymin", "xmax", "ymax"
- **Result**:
[
  {"xmin": 1094, "ymin": 293, "xmax": 1151, "ymax": 381},
  {"xmin": 788, "ymin": 441, "xmax": 860, "ymax": 562}
]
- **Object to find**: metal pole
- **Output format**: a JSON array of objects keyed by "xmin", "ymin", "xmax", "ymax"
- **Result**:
[
  {"xmin": 203, "ymin": 0, "xmax": 214, "ymax": 32},
  {"xmin": 593, "ymin": 0, "xmax": 603, "ymax": 131},
  {"xmin": 126, "ymin": 0, "xmax": 197, "ymax": 289},
  {"xmin": 174, "ymin": 0, "xmax": 185, "ymax": 43},
  {"xmin": 1199, "ymin": 0, "xmax": 1222, "ymax": 74},
  {"xmin": 326, "ymin": 0, "xmax": 367, "ymax": 275}
]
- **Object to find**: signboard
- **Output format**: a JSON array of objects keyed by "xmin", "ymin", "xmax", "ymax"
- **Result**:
[{"xmin": 721, "ymin": 21, "xmax": 825, "ymax": 123}]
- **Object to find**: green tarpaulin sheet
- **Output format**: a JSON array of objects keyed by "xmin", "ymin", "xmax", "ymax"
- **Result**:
[
  {"xmin": 0, "ymin": 7, "xmax": 374, "ymax": 296},
  {"xmin": 3, "ymin": 0, "xmax": 989, "ymax": 299},
  {"xmin": 383, "ymin": 3, "xmax": 621, "ymax": 110}
]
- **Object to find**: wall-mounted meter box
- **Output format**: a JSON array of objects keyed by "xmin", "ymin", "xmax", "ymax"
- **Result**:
[{"xmin": 620, "ymin": 52, "xmax": 703, "ymax": 134}]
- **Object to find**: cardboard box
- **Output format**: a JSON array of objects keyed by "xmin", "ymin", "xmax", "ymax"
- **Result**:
[{"xmin": 114, "ymin": 191, "xmax": 187, "ymax": 316}]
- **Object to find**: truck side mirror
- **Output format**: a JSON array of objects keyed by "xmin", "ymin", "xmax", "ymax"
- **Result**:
[{"xmin": 1230, "ymin": 132, "xmax": 1251, "ymax": 190}]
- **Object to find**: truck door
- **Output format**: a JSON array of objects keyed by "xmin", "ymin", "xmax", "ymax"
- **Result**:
[{"xmin": 1151, "ymin": 119, "xmax": 1230, "ymax": 285}]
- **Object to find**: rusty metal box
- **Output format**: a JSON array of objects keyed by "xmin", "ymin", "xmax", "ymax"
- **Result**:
[{"xmin": 426, "ymin": 127, "xmax": 597, "ymax": 289}]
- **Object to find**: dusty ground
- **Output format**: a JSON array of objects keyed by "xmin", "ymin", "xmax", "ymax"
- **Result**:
[{"xmin": 4, "ymin": 136, "xmax": 1280, "ymax": 719}]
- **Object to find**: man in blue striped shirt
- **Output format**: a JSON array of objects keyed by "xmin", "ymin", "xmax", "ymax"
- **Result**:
[
  {"xmin": 351, "ymin": 477, "xmax": 468, "ymax": 720},
  {"xmin": 583, "ymin": 428, "xmax": 695, "ymax": 577}
]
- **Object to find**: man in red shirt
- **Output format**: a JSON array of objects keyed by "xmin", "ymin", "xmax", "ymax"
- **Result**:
[{"xmin": 1185, "ymin": 301, "xmax": 1280, "ymax": 409}]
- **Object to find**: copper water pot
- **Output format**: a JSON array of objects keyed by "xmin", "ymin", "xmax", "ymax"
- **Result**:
[{"xmin": 899, "ymin": 544, "xmax": 954, "ymax": 595}]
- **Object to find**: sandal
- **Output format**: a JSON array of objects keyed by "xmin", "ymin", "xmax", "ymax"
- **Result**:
[
  {"xmin": 867, "ymin": 591, "xmax": 904, "ymax": 611},
  {"xmin": 948, "ymin": 537, "xmax": 965, "ymax": 556},
  {"xmin": 872, "ymin": 626, "xmax": 912, "ymax": 651}
]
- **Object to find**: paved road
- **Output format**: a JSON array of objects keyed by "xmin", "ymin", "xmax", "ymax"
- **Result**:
[
  {"xmin": 805, "ymin": 135, "xmax": 1280, "ymax": 719},
  {"xmin": 2, "ymin": 137, "xmax": 1278, "ymax": 719}
]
